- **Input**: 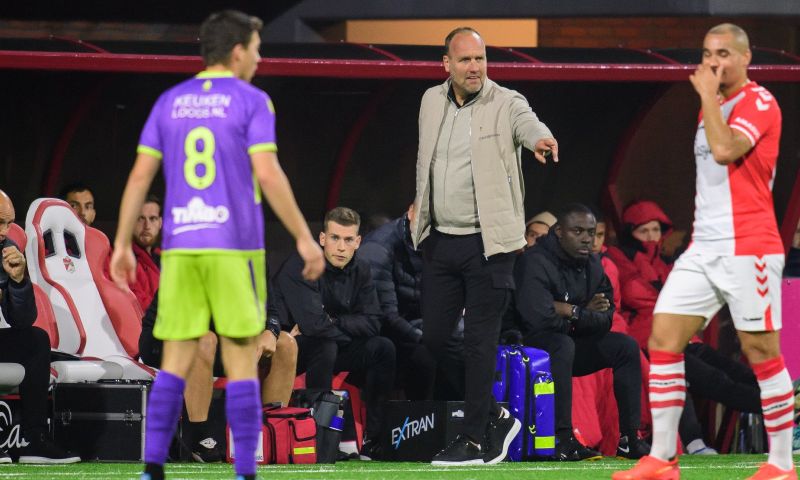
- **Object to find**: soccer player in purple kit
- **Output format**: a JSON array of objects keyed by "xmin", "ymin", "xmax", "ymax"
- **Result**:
[{"xmin": 110, "ymin": 10, "xmax": 324, "ymax": 480}]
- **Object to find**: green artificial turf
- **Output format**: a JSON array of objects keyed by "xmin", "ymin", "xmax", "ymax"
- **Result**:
[{"xmin": 0, "ymin": 455, "xmax": 789, "ymax": 480}]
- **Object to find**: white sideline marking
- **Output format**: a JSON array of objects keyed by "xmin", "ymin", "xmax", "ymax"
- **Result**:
[{"xmin": 10, "ymin": 462, "xmax": 765, "ymax": 476}]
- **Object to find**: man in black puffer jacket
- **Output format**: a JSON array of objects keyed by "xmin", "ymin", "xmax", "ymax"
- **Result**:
[
  {"xmin": 513, "ymin": 203, "xmax": 648, "ymax": 461},
  {"xmin": 359, "ymin": 206, "xmax": 461, "ymax": 400},
  {"xmin": 359, "ymin": 206, "xmax": 424, "ymax": 343}
]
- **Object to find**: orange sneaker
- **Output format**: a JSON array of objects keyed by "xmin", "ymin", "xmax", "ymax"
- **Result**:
[
  {"xmin": 612, "ymin": 455, "xmax": 680, "ymax": 480},
  {"xmin": 745, "ymin": 463, "xmax": 798, "ymax": 480}
]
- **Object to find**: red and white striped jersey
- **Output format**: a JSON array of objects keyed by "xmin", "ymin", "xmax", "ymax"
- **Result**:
[{"xmin": 689, "ymin": 81, "xmax": 783, "ymax": 256}]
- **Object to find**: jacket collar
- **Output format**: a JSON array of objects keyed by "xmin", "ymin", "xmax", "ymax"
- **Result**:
[
  {"xmin": 440, "ymin": 77, "xmax": 494, "ymax": 107},
  {"xmin": 325, "ymin": 251, "xmax": 358, "ymax": 275}
]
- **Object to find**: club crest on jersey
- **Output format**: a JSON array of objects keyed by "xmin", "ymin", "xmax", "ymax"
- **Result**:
[{"xmin": 172, "ymin": 196, "xmax": 230, "ymax": 234}]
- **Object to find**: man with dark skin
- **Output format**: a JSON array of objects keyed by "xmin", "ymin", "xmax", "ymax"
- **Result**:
[{"xmin": 514, "ymin": 203, "xmax": 649, "ymax": 462}]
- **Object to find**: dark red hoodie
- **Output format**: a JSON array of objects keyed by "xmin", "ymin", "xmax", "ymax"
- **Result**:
[
  {"xmin": 606, "ymin": 201, "xmax": 673, "ymax": 349},
  {"xmin": 130, "ymin": 243, "xmax": 160, "ymax": 311}
]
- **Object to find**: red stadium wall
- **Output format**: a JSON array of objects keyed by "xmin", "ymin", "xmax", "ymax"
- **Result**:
[{"xmin": 539, "ymin": 17, "xmax": 798, "ymax": 51}]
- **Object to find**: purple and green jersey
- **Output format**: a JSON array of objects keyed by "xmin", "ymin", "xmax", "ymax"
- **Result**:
[{"xmin": 137, "ymin": 70, "xmax": 277, "ymax": 252}]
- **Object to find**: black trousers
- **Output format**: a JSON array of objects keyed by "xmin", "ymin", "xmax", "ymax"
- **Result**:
[
  {"xmin": 684, "ymin": 343, "xmax": 761, "ymax": 412},
  {"xmin": 421, "ymin": 231, "xmax": 515, "ymax": 442},
  {"xmin": 678, "ymin": 393, "xmax": 704, "ymax": 445},
  {"xmin": 139, "ymin": 327, "xmax": 226, "ymax": 376},
  {"xmin": 0, "ymin": 327, "xmax": 51, "ymax": 438},
  {"xmin": 677, "ymin": 343, "xmax": 762, "ymax": 445},
  {"xmin": 394, "ymin": 341, "xmax": 437, "ymax": 401},
  {"xmin": 524, "ymin": 330, "xmax": 642, "ymax": 441},
  {"xmin": 296, "ymin": 336, "xmax": 396, "ymax": 439},
  {"xmin": 433, "ymin": 325, "xmax": 466, "ymax": 401}
]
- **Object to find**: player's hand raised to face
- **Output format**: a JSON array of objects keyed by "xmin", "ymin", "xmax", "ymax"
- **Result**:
[
  {"xmin": 690, "ymin": 63, "xmax": 723, "ymax": 99},
  {"xmin": 297, "ymin": 236, "xmax": 324, "ymax": 281}
]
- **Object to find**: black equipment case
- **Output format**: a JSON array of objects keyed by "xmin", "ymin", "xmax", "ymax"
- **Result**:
[{"xmin": 53, "ymin": 380, "xmax": 150, "ymax": 461}]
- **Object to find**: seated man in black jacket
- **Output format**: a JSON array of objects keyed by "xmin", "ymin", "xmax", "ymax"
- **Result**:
[
  {"xmin": 359, "ymin": 205, "xmax": 457, "ymax": 401},
  {"xmin": 514, "ymin": 203, "xmax": 648, "ymax": 461},
  {"xmin": 0, "ymin": 190, "xmax": 79, "ymax": 464},
  {"xmin": 269, "ymin": 207, "xmax": 396, "ymax": 459}
]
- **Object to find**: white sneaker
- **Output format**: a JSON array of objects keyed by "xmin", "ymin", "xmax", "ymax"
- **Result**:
[{"xmin": 686, "ymin": 439, "xmax": 718, "ymax": 455}]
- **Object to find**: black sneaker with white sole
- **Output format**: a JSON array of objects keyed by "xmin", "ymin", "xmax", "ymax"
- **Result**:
[
  {"xmin": 18, "ymin": 434, "xmax": 80, "ymax": 464},
  {"xmin": 337, "ymin": 449, "xmax": 360, "ymax": 461},
  {"xmin": 431, "ymin": 434, "xmax": 484, "ymax": 466},
  {"xmin": 554, "ymin": 436, "xmax": 603, "ymax": 461},
  {"xmin": 482, "ymin": 407, "xmax": 521, "ymax": 464},
  {"xmin": 0, "ymin": 449, "xmax": 10, "ymax": 464},
  {"xmin": 615, "ymin": 435, "xmax": 650, "ymax": 460},
  {"xmin": 358, "ymin": 438, "xmax": 385, "ymax": 461}
]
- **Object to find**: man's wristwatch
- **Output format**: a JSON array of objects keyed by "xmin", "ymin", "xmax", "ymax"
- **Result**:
[
  {"xmin": 267, "ymin": 317, "xmax": 281, "ymax": 340},
  {"xmin": 570, "ymin": 305, "xmax": 580, "ymax": 321}
]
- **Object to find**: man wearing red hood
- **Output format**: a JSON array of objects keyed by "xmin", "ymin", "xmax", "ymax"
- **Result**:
[
  {"xmin": 607, "ymin": 200, "xmax": 674, "ymax": 350},
  {"xmin": 609, "ymin": 200, "xmax": 762, "ymax": 456}
]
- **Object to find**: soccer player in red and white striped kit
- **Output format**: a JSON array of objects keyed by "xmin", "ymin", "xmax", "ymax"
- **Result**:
[{"xmin": 614, "ymin": 23, "xmax": 794, "ymax": 480}]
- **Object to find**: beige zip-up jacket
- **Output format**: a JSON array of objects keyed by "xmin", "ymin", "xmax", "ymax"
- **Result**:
[{"xmin": 411, "ymin": 78, "xmax": 554, "ymax": 257}]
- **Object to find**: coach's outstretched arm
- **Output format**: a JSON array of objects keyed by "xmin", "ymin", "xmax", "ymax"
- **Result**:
[{"xmin": 509, "ymin": 93, "xmax": 559, "ymax": 164}]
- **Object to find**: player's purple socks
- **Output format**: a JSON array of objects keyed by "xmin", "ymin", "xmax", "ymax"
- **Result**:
[
  {"xmin": 144, "ymin": 371, "xmax": 186, "ymax": 465},
  {"xmin": 226, "ymin": 379, "xmax": 261, "ymax": 476}
]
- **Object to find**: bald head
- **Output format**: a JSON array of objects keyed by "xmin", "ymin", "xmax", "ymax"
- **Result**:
[
  {"xmin": 701, "ymin": 22, "xmax": 752, "ymax": 96},
  {"xmin": 444, "ymin": 27, "xmax": 483, "ymax": 56},
  {"xmin": 0, "ymin": 190, "xmax": 15, "ymax": 243},
  {"xmin": 707, "ymin": 23, "xmax": 750, "ymax": 54},
  {"xmin": 0, "ymin": 190, "xmax": 11, "ymax": 208}
]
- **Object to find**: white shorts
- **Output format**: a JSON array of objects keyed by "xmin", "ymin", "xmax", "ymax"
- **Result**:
[{"xmin": 653, "ymin": 252, "xmax": 784, "ymax": 332}]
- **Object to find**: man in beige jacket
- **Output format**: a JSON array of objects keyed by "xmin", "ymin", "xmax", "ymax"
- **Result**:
[{"xmin": 411, "ymin": 27, "xmax": 558, "ymax": 466}]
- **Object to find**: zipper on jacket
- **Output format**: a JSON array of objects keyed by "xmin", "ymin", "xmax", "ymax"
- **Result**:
[
  {"xmin": 442, "ymin": 105, "xmax": 460, "ymax": 216},
  {"xmin": 465, "ymin": 109, "xmax": 487, "ymax": 259},
  {"xmin": 508, "ymin": 175, "xmax": 518, "ymax": 214}
]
